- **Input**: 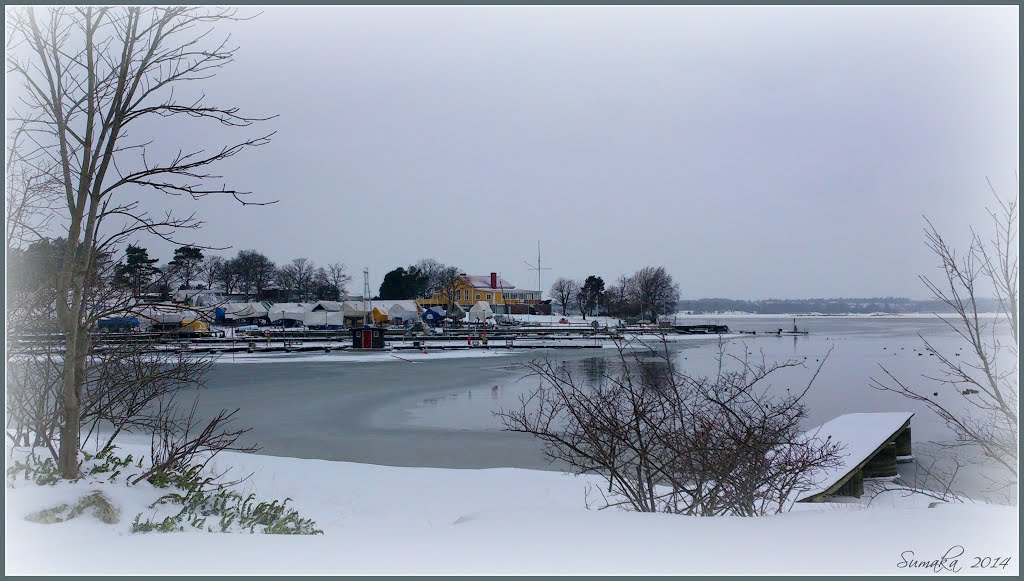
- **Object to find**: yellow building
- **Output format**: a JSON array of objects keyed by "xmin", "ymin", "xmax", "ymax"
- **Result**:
[{"xmin": 417, "ymin": 273, "xmax": 542, "ymax": 310}]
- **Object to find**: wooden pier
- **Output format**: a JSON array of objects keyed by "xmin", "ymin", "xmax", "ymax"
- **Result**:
[{"xmin": 797, "ymin": 412, "xmax": 914, "ymax": 502}]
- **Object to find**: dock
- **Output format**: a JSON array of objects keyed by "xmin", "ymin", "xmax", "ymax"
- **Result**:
[{"xmin": 797, "ymin": 412, "xmax": 914, "ymax": 502}]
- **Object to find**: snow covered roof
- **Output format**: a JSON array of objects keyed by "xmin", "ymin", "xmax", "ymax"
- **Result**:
[{"xmin": 461, "ymin": 274, "xmax": 515, "ymax": 290}]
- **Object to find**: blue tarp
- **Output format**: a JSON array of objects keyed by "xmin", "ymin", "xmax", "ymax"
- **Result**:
[
  {"xmin": 422, "ymin": 307, "xmax": 445, "ymax": 322},
  {"xmin": 97, "ymin": 317, "xmax": 139, "ymax": 329}
]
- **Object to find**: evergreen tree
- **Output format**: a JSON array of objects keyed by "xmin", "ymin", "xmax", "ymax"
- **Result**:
[
  {"xmin": 379, "ymin": 266, "xmax": 422, "ymax": 299},
  {"xmin": 581, "ymin": 275, "xmax": 605, "ymax": 317},
  {"xmin": 113, "ymin": 244, "xmax": 160, "ymax": 296},
  {"xmin": 168, "ymin": 245, "xmax": 205, "ymax": 289}
]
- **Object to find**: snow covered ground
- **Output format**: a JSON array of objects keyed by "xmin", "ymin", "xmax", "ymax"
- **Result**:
[{"xmin": 6, "ymin": 442, "xmax": 1017, "ymax": 575}]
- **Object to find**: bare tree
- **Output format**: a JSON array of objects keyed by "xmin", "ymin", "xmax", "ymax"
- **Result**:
[
  {"xmin": 6, "ymin": 243, "xmax": 244, "ymax": 476},
  {"xmin": 629, "ymin": 266, "xmax": 680, "ymax": 322},
  {"xmin": 80, "ymin": 343, "xmax": 217, "ymax": 454},
  {"xmin": 603, "ymin": 275, "xmax": 634, "ymax": 319},
  {"xmin": 277, "ymin": 257, "xmax": 316, "ymax": 301},
  {"xmin": 572, "ymin": 279, "xmax": 591, "ymax": 320},
  {"xmin": 232, "ymin": 250, "xmax": 277, "ymax": 301},
  {"xmin": 435, "ymin": 265, "xmax": 463, "ymax": 307},
  {"xmin": 5, "ymin": 128, "xmax": 60, "ymax": 250},
  {"xmin": 411, "ymin": 258, "xmax": 443, "ymax": 297},
  {"xmin": 413, "ymin": 259, "xmax": 460, "ymax": 304},
  {"xmin": 325, "ymin": 261, "xmax": 351, "ymax": 301},
  {"xmin": 499, "ymin": 339, "xmax": 840, "ymax": 516},
  {"xmin": 871, "ymin": 183, "xmax": 1018, "ymax": 501},
  {"xmin": 134, "ymin": 403, "xmax": 257, "ymax": 486},
  {"xmin": 550, "ymin": 277, "xmax": 579, "ymax": 316},
  {"xmin": 201, "ymin": 255, "xmax": 225, "ymax": 291},
  {"xmin": 6, "ymin": 341, "xmax": 63, "ymax": 454},
  {"xmin": 6, "ymin": 6, "xmax": 274, "ymax": 477}
]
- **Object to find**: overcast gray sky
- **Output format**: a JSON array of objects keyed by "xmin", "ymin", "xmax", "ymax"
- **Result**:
[{"xmin": 125, "ymin": 6, "xmax": 1017, "ymax": 299}]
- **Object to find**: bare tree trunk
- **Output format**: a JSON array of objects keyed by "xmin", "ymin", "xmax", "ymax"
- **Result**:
[{"xmin": 7, "ymin": 6, "xmax": 274, "ymax": 478}]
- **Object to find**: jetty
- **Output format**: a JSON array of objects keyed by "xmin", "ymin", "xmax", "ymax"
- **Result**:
[{"xmin": 797, "ymin": 412, "xmax": 914, "ymax": 502}]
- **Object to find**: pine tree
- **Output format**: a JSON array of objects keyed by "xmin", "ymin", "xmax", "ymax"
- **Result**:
[
  {"xmin": 168, "ymin": 245, "xmax": 205, "ymax": 289},
  {"xmin": 113, "ymin": 245, "xmax": 161, "ymax": 296}
]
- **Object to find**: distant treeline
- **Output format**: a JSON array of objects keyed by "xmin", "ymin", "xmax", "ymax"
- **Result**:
[{"xmin": 677, "ymin": 297, "xmax": 1001, "ymax": 315}]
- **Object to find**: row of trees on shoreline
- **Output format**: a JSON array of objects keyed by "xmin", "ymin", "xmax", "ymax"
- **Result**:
[
  {"xmin": 51, "ymin": 241, "xmax": 356, "ymax": 303},
  {"xmin": 549, "ymin": 267, "xmax": 681, "ymax": 320}
]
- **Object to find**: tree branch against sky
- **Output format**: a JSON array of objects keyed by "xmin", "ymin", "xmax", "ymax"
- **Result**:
[{"xmin": 6, "ymin": 6, "xmax": 274, "ymax": 477}]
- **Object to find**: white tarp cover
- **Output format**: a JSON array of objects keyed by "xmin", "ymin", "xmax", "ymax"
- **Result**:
[
  {"xmin": 303, "ymin": 310, "xmax": 344, "ymax": 327},
  {"xmin": 386, "ymin": 300, "xmax": 421, "ymax": 321},
  {"xmin": 172, "ymin": 289, "xmax": 228, "ymax": 308},
  {"xmin": 469, "ymin": 301, "xmax": 494, "ymax": 322},
  {"xmin": 313, "ymin": 300, "xmax": 344, "ymax": 312},
  {"xmin": 137, "ymin": 305, "xmax": 202, "ymax": 326},
  {"xmin": 223, "ymin": 302, "xmax": 269, "ymax": 320},
  {"xmin": 268, "ymin": 302, "xmax": 313, "ymax": 322},
  {"xmin": 342, "ymin": 300, "xmax": 371, "ymax": 318}
]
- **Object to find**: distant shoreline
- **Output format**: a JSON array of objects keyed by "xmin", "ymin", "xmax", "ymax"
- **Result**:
[{"xmin": 670, "ymin": 312, "xmax": 1002, "ymax": 319}]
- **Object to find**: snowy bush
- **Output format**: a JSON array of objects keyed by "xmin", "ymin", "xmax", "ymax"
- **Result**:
[{"xmin": 499, "ymin": 338, "xmax": 842, "ymax": 516}]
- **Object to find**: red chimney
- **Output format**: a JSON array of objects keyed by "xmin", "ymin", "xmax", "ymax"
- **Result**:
[{"xmin": 490, "ymin": 272, "xmax": 497, "ymax": 289}]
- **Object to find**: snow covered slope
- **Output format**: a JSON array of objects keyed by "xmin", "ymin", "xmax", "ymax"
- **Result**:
[{"xmin": 6, "ymin": 444, "xmax": 1016, "ymax": 575}]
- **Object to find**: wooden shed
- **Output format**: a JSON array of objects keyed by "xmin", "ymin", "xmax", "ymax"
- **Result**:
[{"xmin": 351, "ymin": 325, "xmax": 385, "ymax": 349}]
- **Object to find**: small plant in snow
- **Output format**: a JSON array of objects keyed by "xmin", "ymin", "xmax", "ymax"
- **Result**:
[
  {"xmin": 7, "ymin": 446, "xmax": 322, "ymax": 535},
  {"xmin": 130, "ymin": 462, "xmax": 322, "ymax": 535},
  {"xmin": 6, "ymin": 451, "xmax": 61, "ymax": 486}
]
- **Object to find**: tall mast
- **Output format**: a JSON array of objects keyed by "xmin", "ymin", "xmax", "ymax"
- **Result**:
[
  {"xmin": 524, "ymin": 240, "xmax": 551, "ymax": 299},
  {"xmin": 363, "ymin": 267, "xmax": 372, "ymax": 325}
]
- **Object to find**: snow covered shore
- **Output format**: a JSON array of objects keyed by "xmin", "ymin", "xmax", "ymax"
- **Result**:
[
  {"xmin": 207, "ymin": 333, "xmax": 745, "ymax": 364},
  {"xmin": 6, "ymin": 444, "xmax": 1017, "ymax": 575}
]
